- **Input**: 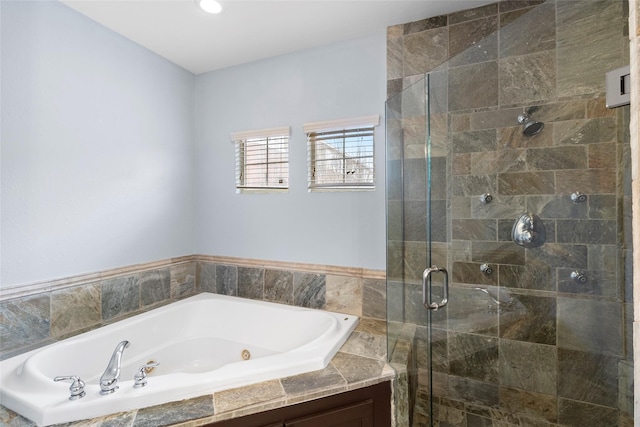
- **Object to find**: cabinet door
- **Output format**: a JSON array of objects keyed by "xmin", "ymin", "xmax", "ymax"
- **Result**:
[{"xmin": 285, "ymin": 399, "xmax": 373, "ymax": 427}]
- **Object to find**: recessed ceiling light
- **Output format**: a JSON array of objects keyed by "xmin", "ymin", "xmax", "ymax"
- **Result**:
[{"xmin": 197, "ymin": 0, "xmax": 223, "ymax": 14}]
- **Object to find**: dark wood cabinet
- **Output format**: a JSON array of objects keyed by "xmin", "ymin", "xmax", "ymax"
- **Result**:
[
  {"xmin": 205, "ymin": 381, "xmax": 390, "ymax": 427},
  {"xmin": 286, "ymin": 399, "xmax": 373, "ymax": 427}
]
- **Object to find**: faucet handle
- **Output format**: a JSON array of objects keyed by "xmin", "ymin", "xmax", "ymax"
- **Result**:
[
  {"xmin": 54, "ymin": 375, "xmax": 86, "ymax": 400},
  {"xmin": 133, "ymin": 362, "xmax": 159, "ymax": 388}
]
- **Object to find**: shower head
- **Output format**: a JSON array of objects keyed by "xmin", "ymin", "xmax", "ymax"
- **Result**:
[{"xmin": 517, "ymin": 113, "xmax": 544, "ymax": 136}]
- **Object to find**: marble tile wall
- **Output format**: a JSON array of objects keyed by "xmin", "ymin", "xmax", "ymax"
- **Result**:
[
  {"xmin": 196, "ymin": 260, "xmax": 386, "ymax": 319},
  {"xmin": 0, "ymin": 261, "xmax": 197, "ymax": 360},
  {"xmin": 386, "ymin": 1, "xmax": 634, "ymax": 426},
  {"xmin": 0, "ymin": 257, "xmax": 386, "ymax": 361}
]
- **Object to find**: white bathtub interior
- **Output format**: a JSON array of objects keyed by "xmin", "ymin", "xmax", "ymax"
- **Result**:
[{"xmin": 0, "ymin": 293, "xmax": 359, "ymax": 426}]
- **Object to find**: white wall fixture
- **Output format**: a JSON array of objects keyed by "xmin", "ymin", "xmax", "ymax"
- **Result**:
[{"xmin": 605, "ymin": 65, "xmax": 630, "ymax": 108}]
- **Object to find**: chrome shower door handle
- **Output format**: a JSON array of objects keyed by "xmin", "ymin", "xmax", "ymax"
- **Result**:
[{"xmin": 422, "ymin": 265, "xmax": 449, "ymax": 310}]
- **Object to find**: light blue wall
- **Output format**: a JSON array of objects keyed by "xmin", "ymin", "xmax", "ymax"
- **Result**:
[
  {"xmin": 1, "ymin": 1, "xmax": 196, "ymax": 287},
  {"xmin": 194, "ymin": 33, "xmax": 387, "ymax": 270},
  {"xmin": 1, "ymin": 1, "xmax": 387, "ymax": 288}
]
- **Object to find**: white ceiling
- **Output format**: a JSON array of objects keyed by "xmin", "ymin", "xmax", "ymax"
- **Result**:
[{"xmin": 59, "ymin": 0, "xmax": 493, "ymax": 75}]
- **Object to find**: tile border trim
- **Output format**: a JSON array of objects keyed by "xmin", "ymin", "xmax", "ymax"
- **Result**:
[
  {"xmin": 0, "ymin": 255, "xmax": 385, "ymax": 302},
  {"xmin": 198, "ymin": 255, "xmax": 385, "ymax": 280}
]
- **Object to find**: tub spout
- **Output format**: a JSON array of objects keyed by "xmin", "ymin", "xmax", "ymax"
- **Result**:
[{"xmin": 99, "ymin": 340, "xmax": 130, "ymax": 395}]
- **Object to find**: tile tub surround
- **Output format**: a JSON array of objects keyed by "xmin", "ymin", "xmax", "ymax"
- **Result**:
[
  {"xmin": 0, "ymin": 318, "xmax": 394, "ymax": 427},
  {"xmin": 0, "ymin": 255, "xmax": 386, "ymax": 360},
  {"xmin": 0, "ymin": 257, "xmax": 389, "ymax": 425},
  {"xmin": 387, "ymin": 1, "xmax": 634, "ymax": 426}
]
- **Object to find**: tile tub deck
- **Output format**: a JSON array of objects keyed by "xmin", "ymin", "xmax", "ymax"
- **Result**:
[{"xmin": 0, "ymin": 318, "xmax": 394, "ymax": 427}]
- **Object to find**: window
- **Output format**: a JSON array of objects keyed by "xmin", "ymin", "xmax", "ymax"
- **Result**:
[
  {"xmin": 304, "ymin": 115, "xmax": 379, "ymax": 191},
  {"xmin": 232, "ymin": 126, "xmax": 290, "ymax": 192}
]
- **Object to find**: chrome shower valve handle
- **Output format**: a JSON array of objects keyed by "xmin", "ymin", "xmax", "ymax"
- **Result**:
[{"xmin": 512, "ymin": 213, "xmax": 546, "ymax": 248}]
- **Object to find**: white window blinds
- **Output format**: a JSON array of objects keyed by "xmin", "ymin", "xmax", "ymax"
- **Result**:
[
  {"xmin": 304, "ymin": 115, "xmax": 379, "ymax": 190},
  {"xmin": 232, "ymin": 126, "xmax": 290, "ymax": 191}
]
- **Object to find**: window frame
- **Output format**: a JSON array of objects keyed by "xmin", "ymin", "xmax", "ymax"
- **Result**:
[
  {"xmin": 304, "ymin": 115, "xmax": 379, "ymax": 192},
  {"xmin": 231, "ymin": 126, "xmax": 290, "ymax": 193}
]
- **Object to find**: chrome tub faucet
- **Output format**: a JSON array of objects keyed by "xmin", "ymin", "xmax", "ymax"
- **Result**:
[{"xmin": 99, "ymin": 340, "xmax": 130, "ymax": 395}]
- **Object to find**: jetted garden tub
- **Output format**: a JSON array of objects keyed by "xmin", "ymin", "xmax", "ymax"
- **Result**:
[{"xmin": 0, "ymin": 293, "xmax": 359, "ymax": 426}]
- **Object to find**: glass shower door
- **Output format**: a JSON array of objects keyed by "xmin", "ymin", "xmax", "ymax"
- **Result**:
[{"xmin": 386, "ymin": 71, "xmax": 450, "ymax": 427}]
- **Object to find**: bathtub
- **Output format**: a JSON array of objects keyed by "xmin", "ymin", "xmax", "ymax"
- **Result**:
[{"xmin": 0, "ymin": 293, "xmax": 359, "ymax": 426}]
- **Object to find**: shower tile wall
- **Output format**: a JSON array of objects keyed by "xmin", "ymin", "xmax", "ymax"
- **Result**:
[{"xmin": 387, "ymin": 1, "xmax": 633, "ymax": 426}]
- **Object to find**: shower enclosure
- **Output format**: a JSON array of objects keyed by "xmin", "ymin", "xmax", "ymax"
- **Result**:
[{"xmin": 385, "ymin": 1, "xmax": 634, "ymax": 426}]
